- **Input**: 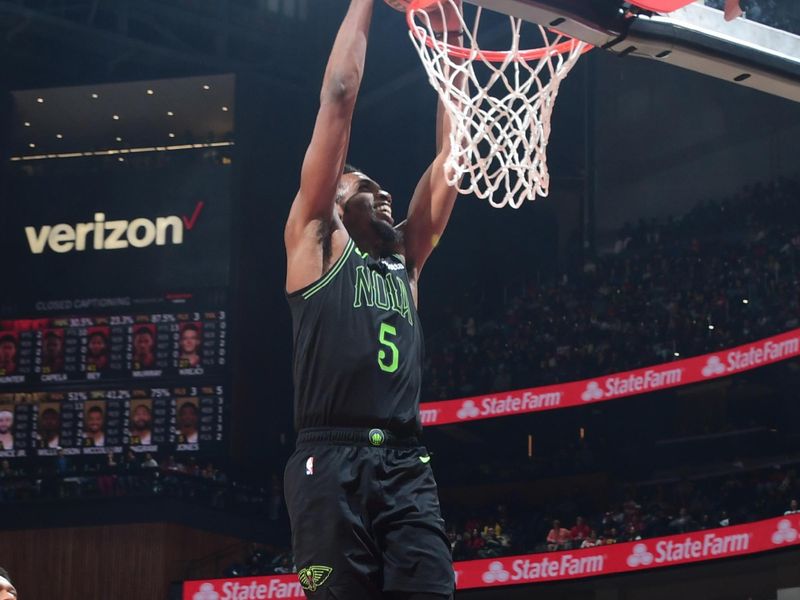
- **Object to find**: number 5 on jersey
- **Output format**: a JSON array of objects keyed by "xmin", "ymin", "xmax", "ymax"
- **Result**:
[{"xmin": 378, "ymin": 322, "xmax": 399, "ymax": 373}]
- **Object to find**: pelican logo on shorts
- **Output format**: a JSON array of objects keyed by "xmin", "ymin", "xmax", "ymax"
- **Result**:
[
  {"xmin": 298, "ymin": 565, "xmax": 333, "ymax": 592},
  {"xmin": 368, "ymin": 428, "xmax": 385, "ymax": 446},
  {"xmin": 305, "ymin": 456, "xmax": 314, "ymax": 476}
]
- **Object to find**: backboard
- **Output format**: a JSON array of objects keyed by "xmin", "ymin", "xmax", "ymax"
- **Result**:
[{"xmin": 465, "ymin": 0, "xmax": 800, "ymax": 102}]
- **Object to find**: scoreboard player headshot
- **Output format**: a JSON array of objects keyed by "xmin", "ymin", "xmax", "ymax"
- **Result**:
[
  {"xmin": 0, "ymin": 409, "xmax": 13, "ymax": 451},
  {"xmin": 84, "ymin": 404, "xmax": 106, "ymax": 447},
  {"xmin": 42, "ymin": 330, "xmax": 65, "ymax": 373},
  {"xmin": 177, "ymin": 399, "xmax": 199, "ymax": 444},
  {"xmin": 132, "ymin": 325, "xmax": 155, "ymax": 369},
  {"xmin": 86, "ymin": 329, "xmax": 110, "ymax": 371},
  {"xmin": 0, "ymin": 334, "xmax": 18, "ymax": 376},
  {"xmin": 38, "ymin": 405, "xmax": 61, "ymax": 448},
  {"xmin": 178, "ymin": 323, "xmax": 202, "ymax": 368},
  {"xmin": 129, "ymin": 401, "xmax": 153, "ymax": 445}
]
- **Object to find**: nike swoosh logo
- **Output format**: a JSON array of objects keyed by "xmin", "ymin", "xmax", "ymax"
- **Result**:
[{"xmin": 419, "ymin": 456, "xmax": 431, "ymax": 464}]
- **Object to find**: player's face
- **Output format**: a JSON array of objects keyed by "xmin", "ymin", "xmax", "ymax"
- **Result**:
[
  {"xmin": 41, "ymin": 409, "xmax": 60, "ymax": 433},
  {"xmin": 45, "ymin": 335, "xmax": 63, "ymax": 357},
  {"xmin": 134, "ymin": 332, "xmax": 154, "ymax": 354},
  {"xmin": 0, "ymin": 412, "xmax": 12, "ymax": 434},
  {"xmin": 178, "ymin": 405, "xmax": 198, "ymax": 430},
  {"xmin": 88, "ymin": 334, "xmax": 107, "ymax": 356},
  {"xmin": 0, "ymin": 341, "xmax": 17, "ymax": 366},
  {"xmin": 87, "ymin": 411, "xmax": 104, "ymax": 433},
  {"xmin": 132, "ymin": 406, "xmax": 152, "ymax": 430},
  {"xmin": 339, "ymin": 172, "xmax": 395, "ymax": 227},
  {"xmin": 180, "ymin": 329, "xmax": 200, "ymax": 354},
  {"xmin": 0, "ymin": 575, "xmax": 17, "ymax": 600}
]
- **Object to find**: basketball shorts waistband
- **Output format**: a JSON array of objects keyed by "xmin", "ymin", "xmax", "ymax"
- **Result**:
[{"xmin": 296, "ymin": 427, "xmax": 421, "ymax": 448}]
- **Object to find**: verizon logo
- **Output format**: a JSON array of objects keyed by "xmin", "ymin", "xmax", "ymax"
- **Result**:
[{"xmin": 24, "ymin": 202, "xmax": 204, "ymax": 254}]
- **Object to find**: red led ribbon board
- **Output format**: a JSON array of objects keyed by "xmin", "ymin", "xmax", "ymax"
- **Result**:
[
  {"xmin": 183, "ymin": 515, "xmax": 800, "ymax": 599},
  {"xmin": 419, "ymin": 328, "xmax": 800, "ymax": 427},
  {"xmin": 628, "ymin": 0, "xmax": 695, "ymax": 11}
]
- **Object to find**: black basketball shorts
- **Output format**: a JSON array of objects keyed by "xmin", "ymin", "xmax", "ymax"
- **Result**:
[{"xmin": 284, "ymin": 427, "xmax": 455, "ymax": 599}]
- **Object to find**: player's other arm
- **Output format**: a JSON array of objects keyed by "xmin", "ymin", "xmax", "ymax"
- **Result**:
[
  {"xmin": 402, "ymin": 2, "xmax": 464, "ymax": 300},
  {"xmin": 285, "ymin": 0, "xmax": 374, "ymax": 293}
]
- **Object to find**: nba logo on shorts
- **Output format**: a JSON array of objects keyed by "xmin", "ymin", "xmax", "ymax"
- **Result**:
[{"xmin": 306, "ymin": 456, "xmax": 314, "ymax": 475}]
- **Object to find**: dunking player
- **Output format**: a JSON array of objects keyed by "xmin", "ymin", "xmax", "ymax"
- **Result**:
[{"xmin": 284, "ymin": 1, "xmax": 462, "ymax": 598}]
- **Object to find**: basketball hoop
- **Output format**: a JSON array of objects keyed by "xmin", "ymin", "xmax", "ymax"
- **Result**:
[{"xmin": 404, "ymin": 0, "xmax": 592, "ymax": 208}]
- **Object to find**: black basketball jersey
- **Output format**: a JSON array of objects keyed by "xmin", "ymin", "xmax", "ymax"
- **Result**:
[{"xmin": 287, "ymin": 238, "xmax": 424, "ymax": 433}]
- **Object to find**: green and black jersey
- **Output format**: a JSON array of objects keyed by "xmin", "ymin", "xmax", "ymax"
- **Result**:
[{"xmin": 287, "ymin": 238, "xmax": 423, "ymax": 434}]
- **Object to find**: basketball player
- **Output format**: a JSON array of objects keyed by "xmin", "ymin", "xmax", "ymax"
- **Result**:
[
  {"xmin": 284, "ymin": 1, "xmax": 463, "ymax": 598},
  {"xmin": 0, "ymin": 567, "xmax": 17, "ymax": 600}
]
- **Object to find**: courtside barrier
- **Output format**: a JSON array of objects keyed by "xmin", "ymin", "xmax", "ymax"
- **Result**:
[
  {"xmin": 419, "ymin": 328, "xmax": 800, "ymax": 426},
  {"xmin": 183, "ymin": 514, "xmax": 800, "ymax": 598}
]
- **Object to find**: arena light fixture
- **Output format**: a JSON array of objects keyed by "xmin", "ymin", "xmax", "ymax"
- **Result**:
[
  {"xmin": 115, "ymin": 136, "xmax": 123, "ymax": 142},
  {"xmin": 24, "ymin": 122, "xmax": 31, "ymax": 127},
  {"xmin": 168, "ymin": 133, "xmax": 176, "ymax": 138},
  {"xmin": 36, "ymin": 97, "xmax": 44, "ymax": 103},
  {"xmin": 146, "ymin": 89, "xmax": 154, "ymax": 95},
  {"xmin": 28, "ymin": 143, "xmax": 35, "ymax": 148},
  {"xmin": 91, "ymin": 93, "xmax": 99, "ymax": 99},
  {"xmin": 56, "ymin": 134, "xmax": 63, "ymax": 139},
  {"xmin": 221, "ymin": 106, "xmax": 229, "ymax": 112},
  {"xmin": 742, "ymin": 299, "xmax": 749, "ymax": 304},
  {"xmin": 708, "ymin": 325, "xmax": 715, "ymax": 330},
  {"xmin": 112, "ymin": 114, "xmax": 120, "ymax": 120}
]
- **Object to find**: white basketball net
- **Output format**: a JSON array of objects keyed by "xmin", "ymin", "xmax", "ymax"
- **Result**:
[{"xmin": 407, "ymin": 1, "xmax": 589, "ymax": 208}]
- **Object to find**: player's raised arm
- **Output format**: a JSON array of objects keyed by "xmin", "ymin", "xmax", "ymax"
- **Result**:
[
  {"xmin": 285, "ymin": 0, "xmax": 374, "ymax": 292},
  {"xmin": 402, "ymin": 1, "xmax": 464, "ymax": 291}
]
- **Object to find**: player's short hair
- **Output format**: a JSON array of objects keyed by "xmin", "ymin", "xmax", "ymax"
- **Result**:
[
  {"xmin": 0, "ymin": 334, "xmax": 16, "ymax": 346},
  {"xmin": 0, "ymin": 566, "xmax": 11, "ymax": 582},
  {"xmin": 336, "ymin": 164, "xmax": 365, "ymax": 205},
  {"xmin": 89, "ymin": 331, "xmax": 108, "ymax": 341},
  {"xmin": 41, "ymin": 407, "xmax": 59, "ymax": 418},
  {"xmin": 182, "ymin": 324, "xmax": 200, "ymax": 334},
  {"xmin": 134, "ymin": 403, "xmax": 151, "ymax": 414},
  {"xmin": 44, "ymin": 331, "xmax": 61, "ymax": 341},
  {"xmin": 179, "ymin": 401, "xmax": 198, "ymax": 414},
  {"xmin": 88, "ymin": 406, "xmax": 104, "ymax": 416},
  {"xmin": 134, "ymin": 326, "xmax": 153, "ymax": 338}
]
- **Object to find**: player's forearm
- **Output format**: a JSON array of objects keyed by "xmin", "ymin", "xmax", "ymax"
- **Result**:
[{"xmin": 320, "ymin": 0, "xmax": 374, "ymax": 105}]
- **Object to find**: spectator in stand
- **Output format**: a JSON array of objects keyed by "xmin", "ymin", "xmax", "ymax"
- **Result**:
[
  {"xmin": 581, "ymin": 530, "xmax": 599, "ymax": 548},
  {"xmin": 546, "ymin": 520, "xmax": 571, "ymax": 551},
  {"xmin": 97, "ymin": 451, "xmax": 117, "ymax": 496},
  {"xmin": 0, "ymin": 567, "xmax": 17, "ymax": 600},
  {"xmin": 570, "ymin": 516, "xmax": 590, "ymax": 546},
  {"xmin": 141, "ymin": 453, "xmax": 158, "ymax": 469},
  {"xmin": 785, "ymin": 499, "xmax": 799, "ymax": 515}
]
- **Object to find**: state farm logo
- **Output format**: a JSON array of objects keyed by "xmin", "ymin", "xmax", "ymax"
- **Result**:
[
  {"xmin": 24, "ymin": 202, "xmax": 204, "ymax": 254},
  {"xmin": 701, "ymin": 356, "xmax": 726, "ymax": 377},
  {"xmin": 772, "ymin": 520, "xmax": 798, "ymax": 545},
  {"xmin": 482, "ymin": 561, "xmax": 510, "ymax": 584},
  {"xmin": 626, "ymin": 543, "xmax": 654, "ymax": 568},
  {"xmin": 193, "ymin": 583, "xmax": 219, "ymax": 600},
  {"xmin": 581, "ymin": 381, "xmax": 603, "ymax": 402},
  {"xmin": 457, "ymin": 400, "xmax": 480, "ymax": 419}
]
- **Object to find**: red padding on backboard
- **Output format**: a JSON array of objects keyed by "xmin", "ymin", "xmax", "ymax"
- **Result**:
[{"xmin": 627, "ymin": 0, "xmax": 695, "ymax": 12}]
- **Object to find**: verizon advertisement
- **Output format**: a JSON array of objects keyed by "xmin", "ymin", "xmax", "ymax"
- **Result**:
[
  {"xmin": 0, "ymin": 159, "xmax": 231, "ymax": 305},
  {"xmin": 419, "ymin": 328, "xmax": 800, "ymax": 427},
  {"xmin": 183, "ymin": 516, "xmax": 800, "ymax": 599}
]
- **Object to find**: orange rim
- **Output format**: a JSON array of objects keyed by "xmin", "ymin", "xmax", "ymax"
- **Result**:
[{"xmin": 406, "ymin": 0, "xmax": 593, "ymax": 62}]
